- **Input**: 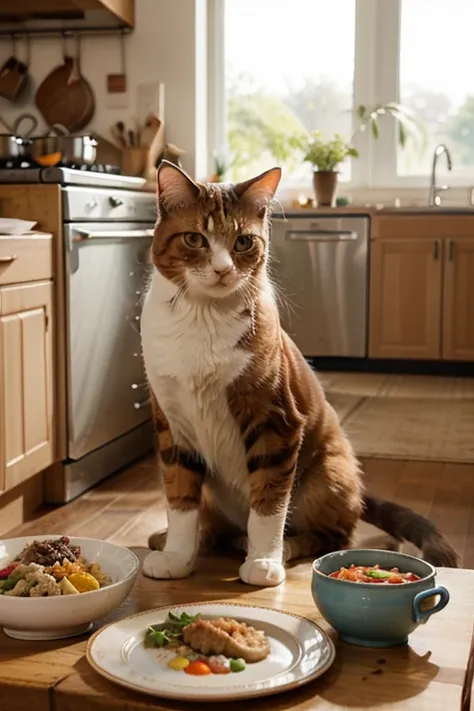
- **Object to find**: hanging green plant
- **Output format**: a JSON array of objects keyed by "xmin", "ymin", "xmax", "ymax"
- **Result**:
[{"xmin": 354, "ymin": 102, "xmax": 427, "ymax": 150}]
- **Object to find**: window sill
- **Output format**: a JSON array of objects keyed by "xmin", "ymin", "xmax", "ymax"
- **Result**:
[{"xmin": 275, "ymin": 183, "xmax": 474, "ymax": 210}]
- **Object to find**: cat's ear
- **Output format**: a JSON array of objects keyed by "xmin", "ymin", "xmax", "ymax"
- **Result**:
[
  {"xmin": 156, "ymin": 161, "xmax": 200, "ymax": 213},
  {"xmin": 233, "ymin": 167, "xmax": 282, "ymax": 211}
]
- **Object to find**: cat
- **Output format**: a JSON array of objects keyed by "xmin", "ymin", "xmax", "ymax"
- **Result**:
[{"xmin": 140, "ymin": 161, "xmax": 459, "ymax": 588}]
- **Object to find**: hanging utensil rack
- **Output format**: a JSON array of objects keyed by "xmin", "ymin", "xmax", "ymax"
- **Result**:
[{"xmin": 0, "ymin": 26, "xmax": 132, "ymax": 38}]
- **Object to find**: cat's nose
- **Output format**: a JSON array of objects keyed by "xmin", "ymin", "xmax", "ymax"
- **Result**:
[{"xmin": 213, "ymin": 264, "xmax": 232, "ymax": 276}]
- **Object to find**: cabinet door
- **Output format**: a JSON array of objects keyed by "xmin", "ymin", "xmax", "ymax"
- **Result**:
[
  {"xmin": 442, "ymin": 238, "xmax": 474, "ymax": 361},
  {"xmin": 369, "ymin": 238, "xmax": 442, "ymax": 359},
  {"xmin": 0, "ymin": 282, "xmax": 54, "ymax": 492}
]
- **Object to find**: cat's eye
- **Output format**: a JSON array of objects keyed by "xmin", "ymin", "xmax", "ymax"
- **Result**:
[
  {"xmin": 182, "ymin": 233, "xmax": 207, "ymax": 249},
  {"xmin": 234, "ymin": 235, "xmax": 254, "ymax": 253}
]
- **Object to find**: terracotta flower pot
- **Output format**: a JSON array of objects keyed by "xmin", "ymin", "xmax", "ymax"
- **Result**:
[{"xmin": 312, "ymin": 171, "xmax": 338, "ymax": 207}]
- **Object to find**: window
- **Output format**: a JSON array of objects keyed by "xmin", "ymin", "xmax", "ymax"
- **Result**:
[
  {"xmin": 210, "ymin": 0, "xmax": 474, "ymax": 190},
  {"xmin": 398, "ymin": 0, "xmax": 474, "ymax": 180},
  {"xmin": 223, "ymin": 0, "xmax": 356, "ymax": 184}
]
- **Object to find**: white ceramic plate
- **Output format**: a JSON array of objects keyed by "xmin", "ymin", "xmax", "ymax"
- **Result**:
[{"xmin": 86, "ymin": 602, "xmax": 335, "ymax": 702}]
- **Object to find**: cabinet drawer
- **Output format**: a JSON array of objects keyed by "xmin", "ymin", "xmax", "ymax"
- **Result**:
[{"xmin": 0, "ymin": 233, "xmax": 53, "ymax": 286}]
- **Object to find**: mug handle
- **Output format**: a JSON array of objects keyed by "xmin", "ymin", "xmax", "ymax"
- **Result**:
[{"xmin": 413, "ymin": 586, "xmax": 450, "ymax": 623}]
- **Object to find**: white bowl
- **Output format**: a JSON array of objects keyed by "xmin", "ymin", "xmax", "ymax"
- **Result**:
[{"xmin": 0, "ymin": 535, "xmax": 140, "ymax": 641}]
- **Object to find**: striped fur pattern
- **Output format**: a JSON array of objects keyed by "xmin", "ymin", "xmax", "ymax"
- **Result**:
[{"xmin": 140, "ymin": 161, "xmax": 459, "ymax": 587}]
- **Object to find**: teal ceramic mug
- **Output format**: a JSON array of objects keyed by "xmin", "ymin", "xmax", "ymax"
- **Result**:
[{"xmin": 312, "ymin": 549, "xmax": 450, "ymax": 647}]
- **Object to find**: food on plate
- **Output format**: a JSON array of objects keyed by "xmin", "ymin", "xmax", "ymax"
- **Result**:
[
  {"xmin": 144, "ymin": 611, "xmax": 271, "ymax": 675},
  {"xmin": 0, "ymin": 537, "xmax": 112, "ymax": 597},
  {"xmin": 183, "ymin": 617, "xmax": 270, "ymax": 663},
  {"xmin": 327, "ymin": 563, "xmax": 422, "ymax": 584},
  {"xmin": 184, "ymin": 660, "xmax": 212, "ymax": 676}
]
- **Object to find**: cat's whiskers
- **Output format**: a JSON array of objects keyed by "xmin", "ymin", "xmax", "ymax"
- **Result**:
[
  {"xmin": 237, "ymin": 278, "xmax": 260, "ymax": 313},
  {"xmin": 264, "ymin": 266, "xmax": 301, "ymax": 321},
  {"xmin": 168, "ymin": 283, "xmax": 189, "ymax": 311}
]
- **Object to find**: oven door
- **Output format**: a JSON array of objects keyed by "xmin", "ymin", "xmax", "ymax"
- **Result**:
[{"xmin": 64, "ymin": 222, "xmax": 154, "ymax": 461}]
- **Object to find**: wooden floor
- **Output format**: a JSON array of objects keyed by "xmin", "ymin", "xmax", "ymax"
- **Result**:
[{"xmin": 7, "ymin": 455, "xmax": 474, "ymax": 569}]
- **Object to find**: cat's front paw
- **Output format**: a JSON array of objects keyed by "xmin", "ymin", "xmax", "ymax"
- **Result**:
[
  {"xmin": 239, "ymin": 558, "xmax": 286, "ymax": 587},
  {"xmin": 142, "ymin": 550, "xmax": 195, "ymax": 580}
]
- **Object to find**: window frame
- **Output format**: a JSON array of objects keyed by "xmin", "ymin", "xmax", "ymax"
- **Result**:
[{"xmin": 207, "ymin": 0, "xmax": 472, "ymax": 195}]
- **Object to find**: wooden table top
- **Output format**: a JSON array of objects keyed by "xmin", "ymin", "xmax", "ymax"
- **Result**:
[{"xmin": 1, "ymin": 548, "xmax": 473, "ymax": 711}]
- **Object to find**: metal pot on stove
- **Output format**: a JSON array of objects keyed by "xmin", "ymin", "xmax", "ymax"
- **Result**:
[
  {"xmin": 0, "ymin": 113, "xmax": 37, "ymax": 158},
  {"xmin": 30, "ymin": 123, "xmax": 98, "ymax": 166}
]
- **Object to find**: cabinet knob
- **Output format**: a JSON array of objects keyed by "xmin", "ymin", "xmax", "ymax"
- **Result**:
[{"xmin": 134, "ymin": 398, "xmax": 151, "ymax": 410}]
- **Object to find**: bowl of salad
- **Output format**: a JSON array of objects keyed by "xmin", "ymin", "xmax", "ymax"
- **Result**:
[
  {"xmin": 0, "ymin": 535, "xmax": 139, "ymax": 640},
  {"xmin": 312, "ymin": 549, "xmax": 450, "ymax": 648}
]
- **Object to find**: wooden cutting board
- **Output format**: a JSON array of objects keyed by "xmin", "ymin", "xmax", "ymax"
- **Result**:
[{"xmin": 35, "ymin": 55, "xmax": 95, "ymax": 132}]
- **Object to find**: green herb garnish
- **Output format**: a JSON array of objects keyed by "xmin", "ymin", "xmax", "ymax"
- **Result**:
[
  {"xmin": 144, "ymin": 611, "xmax": 201, "ymax": 649},
  {"xmin": 364, "ymin": 569, "xmax": 396, "ymax": 580}
]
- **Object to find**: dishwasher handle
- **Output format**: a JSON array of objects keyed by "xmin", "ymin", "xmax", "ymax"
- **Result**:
[
  {"xmin": 74, "ymin": 229, "xmax": 154, "ymax": 240},
  {"xmin": 285, "ymin": 229, "xmax": 358, "ymax": 242}
]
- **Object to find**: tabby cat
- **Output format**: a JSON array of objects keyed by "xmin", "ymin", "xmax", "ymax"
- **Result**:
[{"xmin": 140, "ymin": 161, "xmax": 458, "ymax": 587}]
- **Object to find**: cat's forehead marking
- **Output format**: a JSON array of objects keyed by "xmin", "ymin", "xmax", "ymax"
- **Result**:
[
  {"xmin": 241, "ymin": 221, "xmax": 264, "ymax": 236},
  {"xmin": 207, "ymin": 215, "xmax": 214, "ymax": 233}
]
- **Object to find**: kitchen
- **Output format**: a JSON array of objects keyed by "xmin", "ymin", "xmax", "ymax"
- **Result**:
[
  {"xmin": 0, "ymin": 1, "xmax": 473, "ymax": 707},
  {"xmin": 0, "ymin": 0, "xmax": 474, "ymax": 551}
]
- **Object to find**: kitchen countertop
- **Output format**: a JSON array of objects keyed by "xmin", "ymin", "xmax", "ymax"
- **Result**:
[
  {"xmin": 275, "ymin": 205, "xmax": 474, "ymax": 216},
  {"xmin": 0, "ymin": 550, "xmax": 473, "ymax": 711}
]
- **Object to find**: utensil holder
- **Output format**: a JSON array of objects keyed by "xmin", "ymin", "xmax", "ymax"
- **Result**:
[{"xmin": 121, "ymin": 147, "xmax": 147, "ymax": 177}]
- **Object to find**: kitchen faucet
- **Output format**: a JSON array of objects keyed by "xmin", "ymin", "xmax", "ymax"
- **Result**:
[{"xmin": 429, "ymin": 144, "xmax": 452, "ymax": 206}]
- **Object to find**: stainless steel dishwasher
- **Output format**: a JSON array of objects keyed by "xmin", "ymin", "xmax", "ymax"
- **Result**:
[{"xmin": 270, "ymin": 213, "xmax": 370, "ymax": 357}]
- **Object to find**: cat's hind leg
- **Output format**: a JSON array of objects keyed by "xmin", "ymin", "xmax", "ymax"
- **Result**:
[
  {"xmin": 143, "ymin": 403, "xmax": 206, "ymax": 580},
  {"xmin": 281, "ymin": 527, "xmax": 400, "ymax": 564},
  {"xmin": 282, "ymin": 530, "xmax": 351, "ymax": 563}
]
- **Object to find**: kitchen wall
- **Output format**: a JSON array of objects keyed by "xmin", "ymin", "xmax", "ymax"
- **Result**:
[{"xmin": 0, "ymin": 0, "xmax": 207, "ymax": 177}]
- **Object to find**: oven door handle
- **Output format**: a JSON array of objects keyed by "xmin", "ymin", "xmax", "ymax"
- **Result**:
[
  {"xmin": 285, "ymin": 229, "xmax": 357, "ymax": 242},
  {"xmin": 74, "ymin": 229, "xmax": 154, "ymax": 240}
]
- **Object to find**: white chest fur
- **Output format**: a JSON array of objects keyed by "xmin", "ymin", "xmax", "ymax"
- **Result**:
[{"xmin": 141, "ymin": 271, "xmax": 251, "ymax": 521}]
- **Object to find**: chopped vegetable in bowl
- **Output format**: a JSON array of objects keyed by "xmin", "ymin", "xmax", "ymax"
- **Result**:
[
  {"xmin": 327, "ymin": 563, "xmax": 421, "ymax": 584},
  {"xmin": 0, "ymin": 537, "xmax": 112, "ymax": 597}
]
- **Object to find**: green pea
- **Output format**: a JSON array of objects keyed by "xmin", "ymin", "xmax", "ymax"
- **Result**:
[{"xmin": 230, "ymin": 658, "xmax": 246, "ymax": 673}]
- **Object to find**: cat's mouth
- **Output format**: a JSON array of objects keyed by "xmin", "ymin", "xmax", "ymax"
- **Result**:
[{"xmin": 187, "ymin": 272, "xmax": 240, "ymax": 299}]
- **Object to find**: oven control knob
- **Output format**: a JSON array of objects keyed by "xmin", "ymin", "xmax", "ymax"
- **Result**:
[
  {"xmin": 109, "ymin": 196, "xmax": 124, "ymax": 208},
  {"xmin": 85, "ymin": 199, "xmax": 98, "ymax": 211}
]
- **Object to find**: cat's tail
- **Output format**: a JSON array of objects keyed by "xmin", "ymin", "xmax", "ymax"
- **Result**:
[{"xmin": 362, "ymin": 494, "xmax": 459, "ymax": 568}]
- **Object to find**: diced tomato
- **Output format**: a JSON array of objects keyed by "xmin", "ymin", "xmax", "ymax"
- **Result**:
[
  {"xmin": 184, "ymin": 660, "xmax": 212, "ymax": 676},
  {"xmin": 405, "ymin": 572, "xmax": 421, "ymax": 582},
  {"xmin": 207, "ymin": 657, "xmax": 231, "ymax": 675},
  {"xmin": 387, "ymin": 575, "xmax": 404, "ymax": 584},
  {"xmin": 0, "ymin": 562, "xmax": 18, "ymax": 579}
]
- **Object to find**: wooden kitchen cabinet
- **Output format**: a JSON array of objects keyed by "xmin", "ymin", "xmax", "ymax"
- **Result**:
[
  {"xmin": 442, "ymin": 237, "xmax": 474, "ymax": 360},
  {"xmin": 369, "ymin": 215, "xmax": 474, "ymax": 361},
  {"xmin": 369, "ymin": 237, "xmax": 443, "ymax": 359},
  {"xmin": 0, "ymin": 234, "xmax": 55, "ymax": 493}
]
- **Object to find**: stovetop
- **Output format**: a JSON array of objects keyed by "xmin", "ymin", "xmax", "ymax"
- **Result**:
[{"xmin": 0, "ymin": 164, "xmax": 147, "ymax": 190}]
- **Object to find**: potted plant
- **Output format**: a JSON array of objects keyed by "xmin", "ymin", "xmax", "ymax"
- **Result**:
[
  {"xmin": 302, "ymin": 103, "xmax": 425, "ymax": 206},
  {"xmin": 303, "ymin": 132, "xmax": 358, "ymax": 206}
]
